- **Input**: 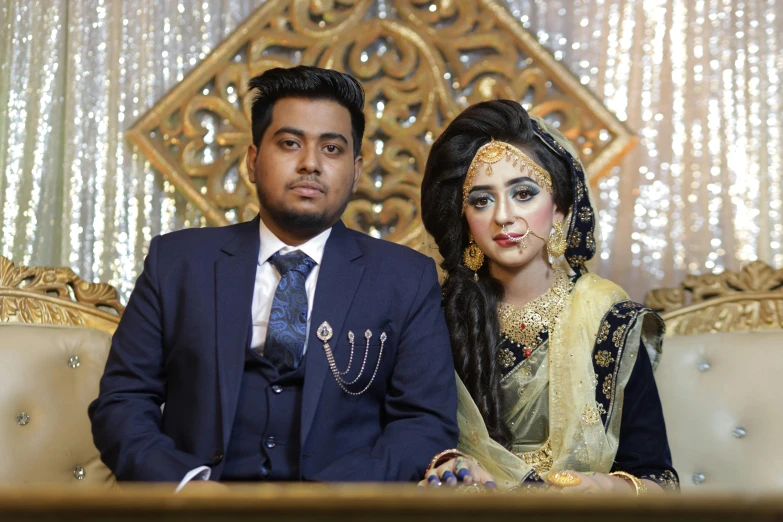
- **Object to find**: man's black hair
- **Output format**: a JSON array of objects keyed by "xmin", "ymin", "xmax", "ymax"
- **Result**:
[{"xmin": 248, "ymin": 66, "xmax": 366, "ymax": 157}]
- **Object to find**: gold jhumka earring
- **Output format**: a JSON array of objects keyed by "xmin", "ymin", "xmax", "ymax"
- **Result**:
[
  {"xmin": 463, "ymin": 234, "xmax": 484, "ymax": 281},
  {"xmin": 546, "ymin": 221, "xmax": 567, "ymax": 258}
]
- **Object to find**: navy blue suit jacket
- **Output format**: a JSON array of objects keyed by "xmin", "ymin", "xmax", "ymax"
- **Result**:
[{"xmin": 88, "ymin": 217, "xmax": 458, "ymax": 482}]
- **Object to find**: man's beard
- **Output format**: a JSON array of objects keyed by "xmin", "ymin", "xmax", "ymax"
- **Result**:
[{"xmin": 256, "ymin": 184, "xmax": 348, "ymax": 235}]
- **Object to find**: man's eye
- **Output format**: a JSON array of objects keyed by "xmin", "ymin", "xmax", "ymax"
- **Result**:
[
  {"xmin": 282, "ymin": 140, "xmax": 298, "ymax": 147},
  {"xmin": 324, "ymin": 145, "xmax": 340, "ymax": 153}
]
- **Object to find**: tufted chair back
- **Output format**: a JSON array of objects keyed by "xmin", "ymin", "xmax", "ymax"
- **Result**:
[
  {"xmin": 0, "ymin": 255, "xmax": 122, "ymax": 486},
  {"xmin": 646, "ymin": 261, "xmax": 783, "ymax": 492}
]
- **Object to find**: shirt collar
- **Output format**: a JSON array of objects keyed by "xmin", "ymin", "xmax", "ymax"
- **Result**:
[{"xmin": 257, "ymin": 217, "xmax": 332, "ymax": 267}]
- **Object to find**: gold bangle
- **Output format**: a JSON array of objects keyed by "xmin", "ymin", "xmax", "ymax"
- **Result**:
[
  {"xmin": 610, "ymin": 471, "xmax": 648, "ymax": 495},
  {"xmin": 425, "ymin": 448, "xmax": 466, "ymax": 475}
]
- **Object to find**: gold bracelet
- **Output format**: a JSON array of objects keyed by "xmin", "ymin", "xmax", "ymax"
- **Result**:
[
  {"xmin": 610, "ymin": 471, "xmax": 648, "ymax": 496},
  {"xmin": 425, "ymin": 448, "xmax": 466, "ymax": 475}
]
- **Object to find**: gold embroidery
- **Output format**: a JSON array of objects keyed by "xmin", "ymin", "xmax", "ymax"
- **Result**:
[
  {"xmin": 574, "ymin": 445, "xmax": 590, "ymax": 464},
  {"xmin": 575, "ymin": 178, "xmax": 586, "ymax": 202},
  {"xmin": 596, "ymin": 322, "xmax": 610, "ymax": 344},
  {"xmin": 581, "ymin": 404, "xmax": 600, "ymax": 425},
  {"xmin": 644, "ymin": 470, "xmax": 679, "ymax": 492},
  {"xmin": 497, "ymin": 347, "xmax": 517, "ymax": 368},
  {"xmin": 586, "ymin": 230, "xmax": 596, "ymax": 251},
  {"xmin": 566, "ymin": 255, "xmax": 589, "ymax": 273},
  {"xmin": 514, "ymin": 439, "xmax": 553, "ymax": 476},
  {"xmin": 612, "ymin": 303, "xmax": 640, "ymax": 319},
  {"xmin": 612, "ymin": 324, "xmax": 628, "ymax": 347},
  {"xmin": 594, "ymin": 350, "xmax": 615, "ymax": 368},
  {"xmin": 569, "ymin": 229, "xmax": 582, "ymax": 249},
  {"xmin": 603, "ymin": 375, "xmax": 614, "ymax": 399},
  {"xmin": 518, "ymin": 364, "xmax": 533, "ymax": 380},
  {"xmin": 498, "ymin": 268, "xmax": 573, "ymax": 348},
  {"xmin": 578, "ymin": 206, "xmax": 593, "ymax": 222}
]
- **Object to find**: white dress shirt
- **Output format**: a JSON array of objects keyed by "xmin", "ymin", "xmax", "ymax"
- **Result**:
[{"xmin": 175, "ymin": 218, "xmax": 331, "ymax": 492}]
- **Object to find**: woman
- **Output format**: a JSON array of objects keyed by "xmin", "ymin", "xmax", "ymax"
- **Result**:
[{"xmin": 419, "ymin": 100, "xmax": 678, "ymax": 493}]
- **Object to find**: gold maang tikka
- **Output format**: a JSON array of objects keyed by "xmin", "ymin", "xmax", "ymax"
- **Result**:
[{"xmin": 461, "ymin": 140, "xmax": 553, "ymax": 215}]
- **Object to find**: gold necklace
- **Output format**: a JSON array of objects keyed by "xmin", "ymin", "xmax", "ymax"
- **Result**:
[{"xmin": 497, "ymin": 268, "xmax": 573, "ymax": 356}]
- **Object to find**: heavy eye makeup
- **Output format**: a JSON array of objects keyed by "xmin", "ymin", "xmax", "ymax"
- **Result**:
[
  {"xmin": 468, "ymin": 178, "xmax": 540, "ymax": 210},
  {"xmin": 467, "ymin": 191, "xmax": 495, "ymax": 210},
  {"xmin": 510, "ymin": 181, "xmax": 540, "ymax": 202}
]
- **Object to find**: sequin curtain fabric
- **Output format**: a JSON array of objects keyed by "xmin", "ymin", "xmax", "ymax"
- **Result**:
[{"xmin": 1, "ymin": 0, "xmax": 781, "ymax": 301}]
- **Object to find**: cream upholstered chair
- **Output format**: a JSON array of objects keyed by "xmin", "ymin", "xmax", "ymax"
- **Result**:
[
  {"xmin": 646, "ymin": 261, "xmax": 783, "ymax": 493},
  {"xmin": 0, "ymin": 255, "xmax": 123, "ymax": 485}
]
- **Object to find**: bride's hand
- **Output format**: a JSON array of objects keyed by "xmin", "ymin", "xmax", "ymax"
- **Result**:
[
  {"xmin": 549, "ymin": 471, "xmax": 654, "ymax": 494},
  {"xmin": 418, "ymin": 456, "xmax": 496, "ymax": 488}
]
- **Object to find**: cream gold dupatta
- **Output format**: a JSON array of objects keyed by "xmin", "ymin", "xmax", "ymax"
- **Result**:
[{"xmin": 455, "ymin": 273, "xmax": 663, "ymax": 491}]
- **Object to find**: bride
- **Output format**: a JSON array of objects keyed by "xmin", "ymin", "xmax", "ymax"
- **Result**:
[{"xmin": 419, "ymin": 100, "xmax": 678, "ymax": 493}]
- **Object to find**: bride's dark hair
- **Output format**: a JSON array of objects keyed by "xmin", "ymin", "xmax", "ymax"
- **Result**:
[{"xmin": 421, "ymin": 100, "xmax": 573, "ymax": 447}]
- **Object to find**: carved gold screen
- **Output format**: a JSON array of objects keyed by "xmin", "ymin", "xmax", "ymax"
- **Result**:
[{"xmin": 127, "ymin": 0, "xmax": 635, "ymax": 249}]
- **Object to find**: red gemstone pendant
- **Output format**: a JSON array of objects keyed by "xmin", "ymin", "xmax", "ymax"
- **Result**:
[
  {"xmin": 520, "ymin": 323, "xmax": 526, "ymax": 330},
  {"xmin": 524, "ymin": 348, "xmax": 532, "ymax": 358}
]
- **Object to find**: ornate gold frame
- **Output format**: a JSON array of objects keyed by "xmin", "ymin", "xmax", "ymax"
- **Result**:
[
  {"xmin": 127, "ymin": 0, "xmax": 636, "ymax": 250},
  {"xmin": 645, "ymin": 261, "xmax": 783, "ymax": 336},
  {"xmin": 0, "ymin": 256, "xmax": 124, "ymax": 334}
]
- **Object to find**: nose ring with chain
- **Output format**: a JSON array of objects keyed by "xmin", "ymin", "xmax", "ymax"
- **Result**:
[{"xmin": 501, "ymin": 216, "xmax": 532, "ymax": 249}]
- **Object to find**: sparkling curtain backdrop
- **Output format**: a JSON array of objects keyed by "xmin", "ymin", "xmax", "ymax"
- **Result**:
[{"xmin": 1, "ymin": 0, "xmax": 782, "ymax": 302}]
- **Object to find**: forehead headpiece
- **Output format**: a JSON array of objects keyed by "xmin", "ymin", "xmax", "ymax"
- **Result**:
[{"xmin": 461, "ymin": 140, "xmax": 552, "ymax": 215}]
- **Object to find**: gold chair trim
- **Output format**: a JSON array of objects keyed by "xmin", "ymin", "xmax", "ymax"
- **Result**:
[
  {"xmin": 0, "ymin": 255, "xmax": 123, "ymax": 334},
  {"xmin": 645, "ymin": 260, "xmax": 783, "ymax": 336}
]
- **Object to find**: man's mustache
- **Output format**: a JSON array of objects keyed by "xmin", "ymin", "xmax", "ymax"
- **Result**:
[{"xmin": 285, "ymin": 176, "xmax": 328, "ymax": 194}]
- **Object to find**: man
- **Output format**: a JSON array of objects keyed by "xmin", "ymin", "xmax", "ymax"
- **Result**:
[{"xmin": 89, "ymin": 66, "xmax": 458, "ymax": 486}]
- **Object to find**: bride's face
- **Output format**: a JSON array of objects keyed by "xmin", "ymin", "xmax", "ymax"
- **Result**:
[{"xmin": 464, "ymin": 157, "xmax": 563, "ymax": 271}]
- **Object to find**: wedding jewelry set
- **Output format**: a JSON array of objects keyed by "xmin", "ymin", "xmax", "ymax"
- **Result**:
[
  {"xmin": 461, "ymin": 140, "xmax": 567, "ymax": 281},
  {"xmin": 440, "ymin": 141, "xmax": 648, "ymax": 496},
  {"xmin": 497, "ymin": 268, "xmax": 573, "ymax": 356}
]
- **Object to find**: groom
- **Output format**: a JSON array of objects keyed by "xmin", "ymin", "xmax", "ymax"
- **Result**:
[{"xmin": 89, "ymin": 66, "xmax": 458, "ymax": 485}]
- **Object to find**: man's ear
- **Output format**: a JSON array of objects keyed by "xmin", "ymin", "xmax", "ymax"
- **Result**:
[
  {"xmin": 246, "ymin": 144, "xmax": 258, "ymax": 183},
  {"xmin": 351, "ymin": 155, "xmax": 364, "ymax": 193}
]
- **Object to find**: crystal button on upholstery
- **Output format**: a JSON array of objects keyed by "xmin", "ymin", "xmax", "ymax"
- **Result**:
[
  {"xmin": 732, "ymin": 427, "xmax": 747, "ymax": 438},
  {"xmin": 692, "ymin": 472, "xmax": 706, "ymax": 485},
  {"xmin": 696, "ymin": 360, "xmax": 711, "ymax": 372},
  {"xmin": 265, "ymin": 437, "xmax": 276, "ymax": 449},
  {"xmin": 68, "ymin": 356, "xmax": 81, "ymax": 368},
  {"xmin": 16, "ymin": 412, "xmax": 29, "ymax": 426},
  {"xmin": 73, "ymin": 466, "xmax": 86, "ymax": 480}
]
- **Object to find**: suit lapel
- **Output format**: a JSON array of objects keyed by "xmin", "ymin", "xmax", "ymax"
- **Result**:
[
  {"xmin": 215, "ymin": 216, "xmax": 260, "ymax": 447},
  {"xmin": 301, "ymin": 221, "xmax": 364, "ymax": 445}
]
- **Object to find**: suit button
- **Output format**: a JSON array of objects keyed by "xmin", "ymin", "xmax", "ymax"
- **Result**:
[
  {"xmin": 265, "ymin": 437, "xmax": 276, "ymax": 449},
  {"xmin": 211, "ymin": 451, "xmax": 224, "ymax": 464},
  {"xmin": 271, "ymin": 385, "xmax": 283, "ymax": 394},
  {"xmin": 259, "ymin": 465, "xmax": 269, "ymax": 479}
]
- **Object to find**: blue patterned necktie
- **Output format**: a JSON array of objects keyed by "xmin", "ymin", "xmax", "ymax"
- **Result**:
[{"xmin": 263, "ymin": 250, "xmax": 317, "ymax": 373}]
